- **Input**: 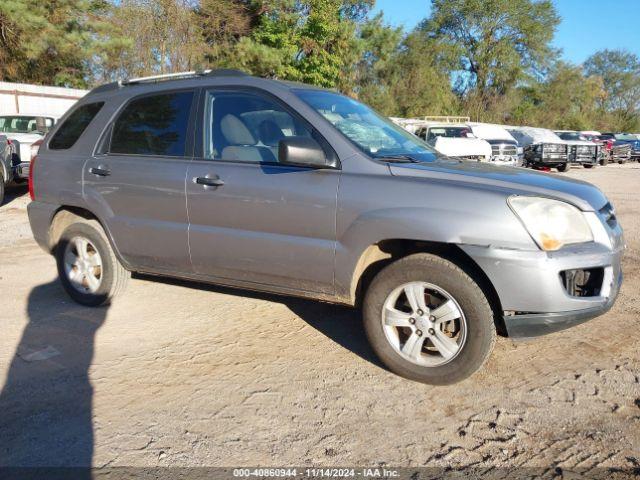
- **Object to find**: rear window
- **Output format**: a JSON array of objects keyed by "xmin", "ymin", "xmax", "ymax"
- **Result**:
[
  {"xmin": 49, "ymin": 102, "xmax": 104, "ymax": 150},
  {"xmin": 110, "ymin": 91, "xmax": 193, "ymax": 156}
]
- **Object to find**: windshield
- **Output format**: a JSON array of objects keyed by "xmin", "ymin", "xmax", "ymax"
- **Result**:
[
  {"xmin": 614, "ymin": 133, "xmax": 638, "ymax": 141},
  {"xmin": 0, "ymin": 116, "xmax": 54, "ymax": 134},
  {"xmin": 507, "ymin": 130, "xmax": 534, "ymax": 145},
  {"xmin": 294, "ymin": 89, "xmax": 436, "ymax": 160},
  {"xmin": 556, "ymin": 132, "xmax": 583, "ymax": 141}
]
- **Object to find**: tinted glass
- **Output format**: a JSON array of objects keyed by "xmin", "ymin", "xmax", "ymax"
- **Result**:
[
  {"xmin": 204, "ymin": 91, "xmax": 312, "ymax": 163},
  {"xmin": 295, "ymin": 89, "xmax": 436, "ymax": 161},
  {"xmin": 49, "ymin": 104, "xmax": 103, "ymax": 150},
  {"xmin": 111, "ymin": 92, "xmax": 193, "ymax": 156}
]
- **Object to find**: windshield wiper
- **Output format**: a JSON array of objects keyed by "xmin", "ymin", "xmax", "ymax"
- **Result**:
[{"xmin": 374, "ymin": 154, "xmax": 419, "ymax": 163}]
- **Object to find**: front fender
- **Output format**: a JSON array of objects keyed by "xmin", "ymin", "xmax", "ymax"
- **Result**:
[{"xmin": 334, "ymin": 175, "xmax": 537, "ymax": 303}]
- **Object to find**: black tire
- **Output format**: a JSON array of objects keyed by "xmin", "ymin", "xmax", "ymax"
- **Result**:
[
  {"xmin": 0, "ymin": 174, "xmax": 4, "ymax": 206},
  {"xmin": 55, "ymin": 220, "xmax": 129, "ymax": 306},
  {"xmin": 556, "ymin": 163, "xmax": 568, "ymax": 172},
  {"xmin": 363, "ymin": 253, "xmax": 496, "ymax": 385},
  {"xmin": 583, "ymin": 164, "xmax": 594, "ymax": 168}
]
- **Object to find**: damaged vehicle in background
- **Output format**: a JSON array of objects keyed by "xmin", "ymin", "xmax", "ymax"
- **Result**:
[
  {"xmin": 468, "ymin": 123, "xmax": 521, "ymax": 167},
  {"xmin": 554, "ymin": 130, "xmax": 599, "ymax": 169},
  {"xmin": 0, "ymin": 134, "xmax": 18, "ymax": 205},
  {"xmin": 507, "ymin": 127, "xmax": 569, "ymax": 172},
  {"xmin": 0, "ymin": 114, "xmax": 57, "ymax": 181},
  {"xmin": 599, "ymin": 133, "xmax": 639, "ymax": 162},
  {"xmin": 415, "ymin": 124, "xmax": 492, "ymax": 163}
]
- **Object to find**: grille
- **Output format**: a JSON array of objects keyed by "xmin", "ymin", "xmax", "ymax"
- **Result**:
[
  {"xmin": 577, "ymin": 145, "xmax": 595, "ymax": 155},
  {"xmin": 599, "ymin": 202, "xmax": 617, "ymax": 229},
  {"xmin": 545, "ymin": 143, "xmax": 566, "ymax": 153},
  {"xmin": 501, "ymin": 145, "xmax": 517, "ymax": 156},
  {"xmin": 561, "ymin": 268, "xmax": 604, "ymax": 297},
  {"xmin": 613, "ymin": 144, "xmax": 631, "ymax": 155}
]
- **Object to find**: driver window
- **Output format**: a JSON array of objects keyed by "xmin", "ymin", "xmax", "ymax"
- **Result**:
[{"xmin": 204, "ymin": 91, "xmax": 312, "ymax": 163}]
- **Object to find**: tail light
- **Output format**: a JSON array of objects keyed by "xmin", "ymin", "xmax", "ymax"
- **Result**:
[
  {"xmin": 28, "ymin": 155, "xmax": 36, "ymax": 200},
  {"xmin": 28, "ymin": 139, "xmax": 42, "ymax": 201}
]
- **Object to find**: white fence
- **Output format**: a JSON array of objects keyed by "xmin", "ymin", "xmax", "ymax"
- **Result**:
[{"xmin": 0, "ymin": 82, "xmax": 88, "ymax": 118}]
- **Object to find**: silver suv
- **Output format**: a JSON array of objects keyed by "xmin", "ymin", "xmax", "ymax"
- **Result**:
[{"xmin": 27, "ymin": 70, "xmax": 624, "ymax": 384}]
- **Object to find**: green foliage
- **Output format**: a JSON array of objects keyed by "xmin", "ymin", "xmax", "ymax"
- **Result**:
[
  {"xmin": 0, "ymin": 0, "xmax": 97, "ymax": 87},
  {"xmin": 423, "ymin": 0, "xmax": 560, "ymax": 98},
  {"xmin": 0, "ymin": 0, "xmax": 638, "ymax": 131}
]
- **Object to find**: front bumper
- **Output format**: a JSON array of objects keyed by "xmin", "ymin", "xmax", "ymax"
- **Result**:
[
  {"xmin": 460, "ymin": 227, "xmax": 624, "ymax": 338},
  {"xmin": 502, "ymin": 268, "xmax": 622, "ymax": 337},
  {"xmin": 13, "ymin": 161, "xmax": 30, "ymax": 180}
]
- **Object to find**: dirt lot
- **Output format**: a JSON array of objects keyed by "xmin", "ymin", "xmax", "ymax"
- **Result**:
[{"xmin": 0, "ymin": 164, "xmax": 638, "ymax": 475}]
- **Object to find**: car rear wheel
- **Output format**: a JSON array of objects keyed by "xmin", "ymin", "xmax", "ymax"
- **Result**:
[
  {"xmin": 363, "ymin": 253, "xmax": 496, "ymax": 385},
  {"xmin": 0, "ymin": 173, "xmax": 4, "ymax": 206},
  {"xmin": 56, "ymin": 220, "xmax": 129, "ymax": 306},
  {"xmin": 556, "ymin": 163, "xmax": 568, "ymax": 172}
]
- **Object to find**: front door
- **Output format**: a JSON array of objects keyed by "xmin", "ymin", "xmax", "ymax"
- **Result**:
[
  {"xmin": 84, "ymin": 90, "xmax": 195, "ymax": 273},
  {"xmin": 186, "ymin": 89, "xmax": 339, "ymax": 296}
]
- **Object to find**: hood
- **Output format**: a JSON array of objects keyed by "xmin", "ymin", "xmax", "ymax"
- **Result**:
[
  {"xmin": 562, "ymin": 140, "xmax": 595, "ymax": 146},
  {"xmin": 433, "ymin": 137, "xmax": 492, "ymax": 158},
  {"xmin": 5, "ymin": 132, "xmax": 42, "ymax": 144},
  {"xmin": 388, "ymin": 158, "xmax": 608, "ymax": 211}
]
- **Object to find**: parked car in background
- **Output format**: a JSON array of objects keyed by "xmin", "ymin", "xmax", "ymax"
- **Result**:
[
  {"xmin": 27, "ymin": 70, "xmax": 624, "ymax": 385},
  {"xmin": 0, "ymin": 134, "xmax": 18, "ymax": 205},
  {"xmin": 578, "ymin": 131, "xmax": 609, "ymax": 165},
  {"xmin": 0, "ymin": 114, "xmax": 57, "ymax": 180},
  {"xmin": 554, "ymin": 130, "xmax": 599, "ymax": 169},
  {"xmin": 598, "ymin": 133, "xmax": 632, "ymax": 164},
  {"xmin": 415, "ymin": 124, "xmax": 492, "ymax": 162},
  {"xmin": 507, "ymin": 127, "xmax": 569, "ymax": 171},
  {"xmin": 468, "ymin": 123, "xmax": 520, "ymax": 166}
]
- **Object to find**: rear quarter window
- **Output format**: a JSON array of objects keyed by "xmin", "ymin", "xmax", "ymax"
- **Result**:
[
  {"xmin": 49, "ymin": 102, "xmax": 105, "ymax": 150},
  {"xmin": 109, "ymin": 91, "xmax": 193, "ymax": 156}
]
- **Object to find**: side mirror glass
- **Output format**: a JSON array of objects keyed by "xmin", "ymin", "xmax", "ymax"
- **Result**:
[{"xmin": 278, "ymin": 136, "xmax": 336, "ymax": 169}]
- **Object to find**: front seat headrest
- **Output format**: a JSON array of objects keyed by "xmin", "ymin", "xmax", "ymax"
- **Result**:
[{"xmin": 220, "ymin": 114, "xmax": 256, "ymax": 145}]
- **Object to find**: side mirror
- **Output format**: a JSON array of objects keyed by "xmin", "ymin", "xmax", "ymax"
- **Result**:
[
  {"xmin": 35, "ymin": 117, "xmax": 49, "ymax": 134},
  {"xmin": 278, "ymin": 136, "xmax": 336, "ymax": 169}
]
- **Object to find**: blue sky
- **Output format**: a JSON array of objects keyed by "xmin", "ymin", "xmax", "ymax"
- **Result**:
[{"xmin": 370, "ymin": 0, "xmax": 640, "ymax": 65}]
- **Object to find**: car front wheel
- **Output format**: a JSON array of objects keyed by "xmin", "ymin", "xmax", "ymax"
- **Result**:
[
  {"xmin": 363, "ymin": 253, "xmax": 496, "ymax": 385},
  {"xmin": 56, "ymin": 220, "xmax": 129, "ymax": 306}
]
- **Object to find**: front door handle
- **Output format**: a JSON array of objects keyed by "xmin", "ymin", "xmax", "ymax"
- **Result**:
[
  {"xmin": 89, "ymin": 166, "xmax": 111, "ymax": 177},
  {"xmin": 195, "ymin": 175, "xmax": 224, "ymax": 187}
]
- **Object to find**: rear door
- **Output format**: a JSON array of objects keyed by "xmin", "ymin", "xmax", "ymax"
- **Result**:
[
  {"xmin": 83, "ymin": 90, "xmax": 195, "ymax": 273},
  {"xmin": 185, "ymin": 89, "xmax": 340, "ymax": 295}
]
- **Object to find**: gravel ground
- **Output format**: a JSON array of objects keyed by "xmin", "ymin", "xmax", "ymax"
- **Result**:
[{"xmin": 0, "ymin": 164, "xmax": 638, "ymax": 475}]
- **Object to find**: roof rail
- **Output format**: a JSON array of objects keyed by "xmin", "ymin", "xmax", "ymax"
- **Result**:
[{"xmin": 119, "ymin": 69, "xmax": 248, "ymax": 86}]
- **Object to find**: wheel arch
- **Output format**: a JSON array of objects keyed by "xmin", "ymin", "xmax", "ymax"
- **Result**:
[
  {"xmin": 350, "ymin": 239, "xmax": 506, "ymax": 335},
  {"xmin": 48, "ymin": 206, "xmax": 131, "ymax": 271}
]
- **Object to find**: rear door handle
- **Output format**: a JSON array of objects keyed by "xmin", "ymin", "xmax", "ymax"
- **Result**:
[
  {"xmin": 89, "ymin": 166, "xmax": 111, "ymax": 177},
  {"xmin": 195, "ymin": 175, "xmax": 224, "ymax": 187}
]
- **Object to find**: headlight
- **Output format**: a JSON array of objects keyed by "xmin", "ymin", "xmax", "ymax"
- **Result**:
[{"xmin": 508, "ymin": 196, "xmax": 593, "ymax": 251}]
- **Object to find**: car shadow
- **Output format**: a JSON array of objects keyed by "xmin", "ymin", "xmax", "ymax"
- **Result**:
[
  {"xmin": 134, "ymin": 274, "xmax": 385, "ymax": 369},
  {"xmin": 0, "ymin": 280, "xmax": 106, "ymax": 478},
  {"xmin": 1, "ymin": 184, "xmax": 28, "ymax": 207}
]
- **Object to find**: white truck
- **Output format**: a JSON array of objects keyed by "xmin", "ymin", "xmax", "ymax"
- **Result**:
[
  {"xmin": 391, "ymin": 117, "xmax": 492, "ymax": 162},
  {"xmin": 467, "ymin": 123, "xmax": 521, "ymax": 167},
  {"xmin": 0, "ymin": 82, "xmax": 87, "ymax": 180}
]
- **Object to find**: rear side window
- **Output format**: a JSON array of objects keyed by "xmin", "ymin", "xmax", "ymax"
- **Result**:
[
  {"xmin": 110, "ymin": 91, "xmax": 193, "ymax": 156},
  {"xmin": 49, "ymin": 102, "xmax": 104, "ymax": 150}
]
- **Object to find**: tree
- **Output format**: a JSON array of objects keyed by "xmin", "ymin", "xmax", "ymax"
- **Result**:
[
  {"xmin": 229, "ymin": 0, "xmax": 373, "ymax": 88},
  {"xmin": 0, "ymin": 0, "xmax": 98, "ymax": 87},
  {"xmin": 422, "ymin": 0, "xmax": 560, "ymax": 103},
  {"xmin": 584, "ymin": 49, "xmax": 640, "ymax": 131},
  {"xmin": 509, "ymin": 62, "xmax": 605, "ymax": 130}
]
